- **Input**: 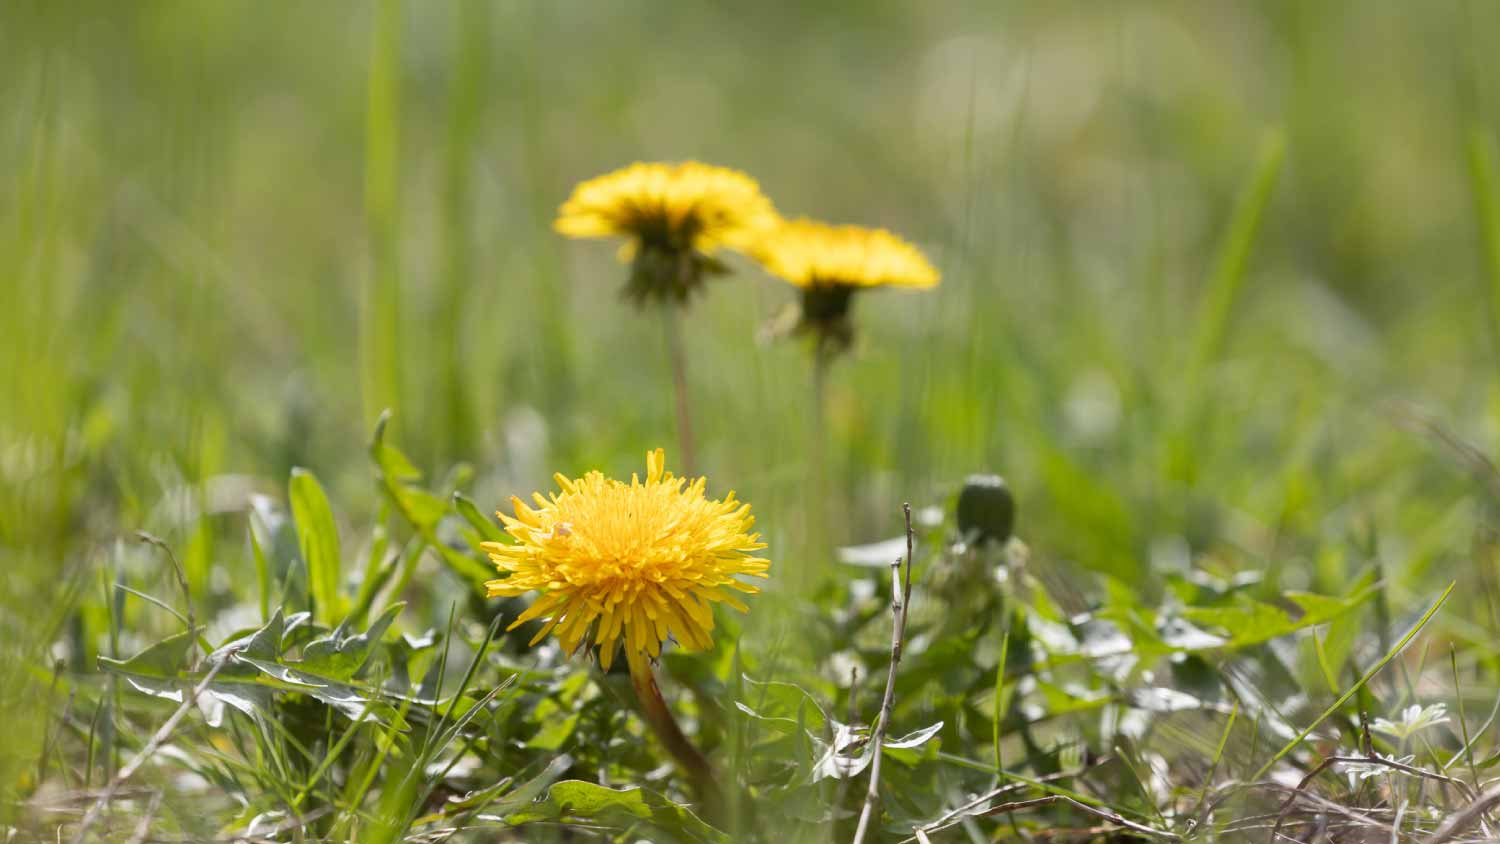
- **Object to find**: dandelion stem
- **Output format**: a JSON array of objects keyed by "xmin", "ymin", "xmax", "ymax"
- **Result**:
[
  {"xmin": 663, "ymin": 302, "xmax": 698, "ymax": 477},
  {"xmin": 851, "ymin": 503, "xmax": 916, "ymax": 844},
  {"xmin": 810, "ymin": 340, "xmax": 831, "ymax": 564},
  {"xmin": 628, "ymin": 656, "xmax": 723, "ymax": 816}
]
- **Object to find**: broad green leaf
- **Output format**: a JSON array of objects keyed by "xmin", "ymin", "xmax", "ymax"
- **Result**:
[
  {"xmin": 1180, "ymin": 582, "xmax": 1375, "ymax": 650},
  {"xmin": 882, "ymin": 720, "xmax": 945, "ymax": 767},
  {"xmin": 372, "ymin": 441, "xmax": 423, "ymax": 483},
  {"xmin": 1181, "ymin": 601, "xmax": 1291, "ymax": 646},
  {"xmin": 300, "ymin": 601, "xmax": 404, "ymax": 681},
  {"xmin": 506, "ymin": 780, "xmax": 725, "ymax": 841},
  {"xmin": 290, "ymin": 468, "xmax": 342, "ymax": 624},
  {"xmin": 98, "ymin": 628, "xmax": 196, "ymax": 679},
  {"xmin": 392, "ymin": 485, "xmax": 448, "ymax": 530},
  {"xmin": 236, "ymin": 655, "xmax": 403, "ymax": 724},
  {"xmin": 737, "ymin": 674, "xmax": 830, "ymax": 736},
  {"xmin": 454, "ymin": 492, "xmax": 507, "ymax": 544},
  {"xmin": 520, "ymin": 779, "xmax": 651, "ymax": 820},
  {"xmin": 886, "ymin": 721, "xmax": 944, "ymax": 749},
  {"xmin": 476, "ymin": 754, "xmax": 573, "ymax": 814},
  {"xmin": 524, "ymin": 712, "xmax": 579, "ymax": 751},
  {"xmin": 368, "ymin": 419, "xmax": 492, "ymax": 590},
  {"xmin": 733, "ymin": 701, "xmax": 804, "ymax": 736},
  {"xmin": 222, "ymin": 608, "xmax": 286, "ymax": 659},
  {"xmin": 433, "ymin": 544, "xmax": 495, "ymax": 592}
]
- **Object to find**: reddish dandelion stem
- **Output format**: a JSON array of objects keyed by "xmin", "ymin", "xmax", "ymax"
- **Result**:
[{"xmin": 629, "ymin": 656, "xmax": 723, "ymax": 817}]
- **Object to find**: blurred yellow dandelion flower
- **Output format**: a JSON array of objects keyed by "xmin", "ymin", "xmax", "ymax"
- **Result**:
[
  {"xmin": 555, "ymin": 161, "xmax": 779, "ymax": 304},
  {"xmin": 483, "ymin": 448, "xmax": 770, "ymax": 675},
  {"xmin": 754, "ymin": 218, "xmax": 940, "ymax": 291},
  {"xmin": 754, "ymin": 218, "xmax": 939, "ymax": 350}
]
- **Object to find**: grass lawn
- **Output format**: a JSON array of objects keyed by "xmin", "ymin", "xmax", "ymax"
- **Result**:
[{"xmin": 6, "ymin": 2, "xmax": 1500, "ymax": 841}]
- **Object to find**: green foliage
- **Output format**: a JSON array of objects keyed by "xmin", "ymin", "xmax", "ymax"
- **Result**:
[
  {"xmin": 17, "ymin": 412, "xmax": 1495, "ymax": 842},
  {"xmin": 7, "ymin": 1, "xmax": 1500, "ymax": 842},
  {"xmin": 290, "ymin": 468, "xmax": 343, "ymax": 626},
  {"xmin": 371, "ymin": 413, "xmax": 494, "ymax": 590},
  {"xmin": 508, "ymin": 780, "xmax": 725, "ymax": 841}
]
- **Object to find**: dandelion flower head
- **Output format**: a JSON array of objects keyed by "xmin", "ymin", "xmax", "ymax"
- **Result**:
[
  {"xmin": 754, "ymin": 218, "xmax": 939, "ymax": 291},
  {"xmin": 753, "ymin": 218, "xmax": 938, "ymax": 351},
  {"xmin": 484, "ymin": 449, "xmax": 770, "ymax": 674},
  {"xmin": 555, "ymin": 161, "xmax": 778, "ymax": 256}
]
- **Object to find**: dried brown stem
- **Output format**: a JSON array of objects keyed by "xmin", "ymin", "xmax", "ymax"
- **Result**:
[
  {"xmin": 137, "ymin": 531, "xmax": 198, "ymax": 670},
  {"xmin": 915, "ymin": 796, "xmax": 1180, "ymax": 841},
  {"xmin": 74, "ymin": 651, "xmax": 234, "ymax": 843},
  {"xmin": 1269, "ymin": 754, "xmax": 1484, "ymax": 844},
  {"xmin": 903, "ymin": 760, "xmax": 1112, "ymax": 843},
  {"xmin": 851, "ymin": 503, "xmax": 915, "ymax": 844},
  {"xmin": 1426, "ymin": 783, "xmax": 1500, "ymax": 844},
  {"xmin": 125, "ymin": 791, "xmax": 163, "ymax": 844},
  {"xmin": 1265, "ymin": 784, "xmax": 1395, "ymax": 840}
]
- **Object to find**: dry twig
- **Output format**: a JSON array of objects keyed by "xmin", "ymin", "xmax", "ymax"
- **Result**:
[
  {"xmin": 137, "ymin": 531, "xmax": 199, "ymax": 671},
  {"xmin": 1267, "ymin": 785, "xmax": 1398, "ymax": 840},
  {"xmin": 74, "ymin": 649, "xmax": 236, "ymax": 843},
  {"xmin": 902, "ymin": 759, "xmax": 1112, "ymax": 843},
  {"xmin": 915, "ymin": 796, "xmax": 1180, "ymax": 841},
  {"xmin": 1425, "ymin": 783, "xmax": 1500, "ymax": 844},
  {"xmin": 1269, "ymin": 755, "xmax": 1484, "ymax": 844},
  {"xmin": 1388, "ymin": 402, "xmax": 1500, "ymax": 501},
  {"xmin": 125, "ymin": 791, "xmax": 163, "ymax": 844},
  {"xmin": 851, "ymin": 503, "xmax": 915, "ymax": 844}
]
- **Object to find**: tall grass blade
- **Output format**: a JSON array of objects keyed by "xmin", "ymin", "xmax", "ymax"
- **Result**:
[
  {"xmin": 993, "ymin": 627, "xmax": 1011, "ymax": 774},
  {"xmin": 437, "ymin": 0, "xmax": 489, "ymax": 459},
  {"xmin": 248, "ymin": 517, "xmax": 271, "ymax": 623},
  {"xmin": 361, "ymin": 0, "xmax": 405, "ymax": 434},
  {"xmin": 1188, "ymin": 128, "xmax": 1287, "ymax": 383},
  {"xmin": 1170, "ymin": 129, "xmax": 1286, "ymax": 481},
  {"xmin": 1467, "ymin": 127, "xmax": 1500, "ymax": 366},
  {"xmin": 289, "ymin": 468, "xmax": 342, "ymax": 625}
]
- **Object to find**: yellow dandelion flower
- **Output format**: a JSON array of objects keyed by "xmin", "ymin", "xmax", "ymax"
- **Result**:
[
  {"xmin": 483, "ymin": 448, "xmax": 770, "ymax": 675},
  {"xmin": 555, "ymin": 161, "xmax": 780, "ymax": 304},
  {"xmin": 754, "ymin": 218, "xmax": 939, "ymax": 291},
  {"xmin": 753, "ymin": 218, "xmax": 939, "ymax": 351}
]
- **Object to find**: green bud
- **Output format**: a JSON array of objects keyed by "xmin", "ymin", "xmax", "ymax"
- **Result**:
[{"xmin": 956, "ymin": 474, "xmax": 1015, "ymax": 546}]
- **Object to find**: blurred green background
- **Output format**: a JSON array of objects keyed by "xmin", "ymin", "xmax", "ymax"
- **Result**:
[{"xmin": 5, "ymin": 0, "xmax": 1500, "ymax": 817}]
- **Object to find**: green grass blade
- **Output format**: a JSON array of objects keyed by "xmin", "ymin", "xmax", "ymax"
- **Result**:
[
  {"xmin": 291, "ymin": 694, "xmax": 379, "ymax": 811},
  {"xmin": 1188, "ymin": 128, "xmax": 1287, "ymax": 381},
  {"xmin": 1193, "ymin": 702, "xmax": 1237, "ymax": 826},
  {"xmin": 1312, "ymin": 625, "xmax": 1339, "ymax": 695},
  {"xmin": 1467, "ymin": 127, "xmax": 1500, "ymax": 367},
  {"xmin": 437, "ymin": 0, "xmax": 489, "ymax": 459},
  {"xmin": 289, "ymin": 467, "xmax": 342, "ymax": 625},
  {"xmin": 248, "ymin": 516, "xmax": 271, "ymax": 623},
  {"xmin": 993, "ymin": 627, "xmax": 1010, "ymax": 773},
  {"xmin": 1452, "ymin": 646, "xmax": 1479, "ymax": 787},
  {"xmin": 361, "ymin": 0, "xmax": 404, "ymax": 434},
  {"xmin": 1171, "ymin": 128, "xmax": 1287, "ymax": 481}
]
